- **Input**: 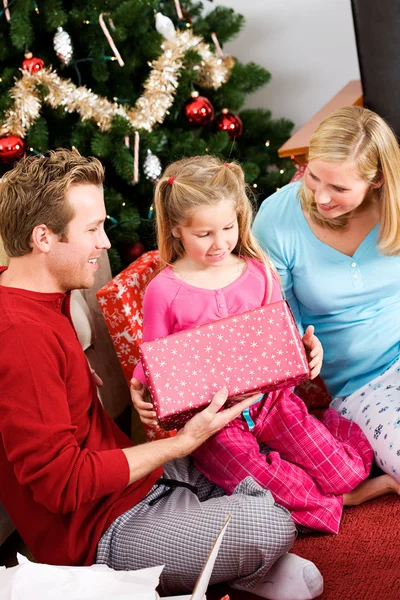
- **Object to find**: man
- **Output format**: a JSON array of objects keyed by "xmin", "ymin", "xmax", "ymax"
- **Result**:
[{"xmin": 0, "ymin": 149, "xmax": 323, "ymax": 600}]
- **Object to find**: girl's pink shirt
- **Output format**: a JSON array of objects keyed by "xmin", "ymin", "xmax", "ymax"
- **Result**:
[{"xmin": 134, "ymin": 258, "xmax": 281, "ymax": 384}]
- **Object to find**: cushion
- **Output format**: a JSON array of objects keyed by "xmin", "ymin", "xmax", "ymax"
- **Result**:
[{"xmin": 70, "ymin": 290, "xmax": 94, "ymax": 351}]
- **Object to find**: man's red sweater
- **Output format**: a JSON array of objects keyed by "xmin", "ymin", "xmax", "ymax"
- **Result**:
[{"xmin": 0, "ymin": 274, "xmax": 162, "ymax": 566}]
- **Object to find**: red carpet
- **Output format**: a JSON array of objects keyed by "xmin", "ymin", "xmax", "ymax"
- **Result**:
[
  {"xmin": 208, "ymin": 495, "xmax": 400, "ymax": 600},
  {"xmin": 293, "ymin": 494, "xmax": 400, "ymax": 599}
]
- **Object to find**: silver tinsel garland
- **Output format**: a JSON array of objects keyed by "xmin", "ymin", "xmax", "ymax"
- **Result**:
[{"xmin": 0, "ymin": 29, "xmax": 234, "ymax": 136}]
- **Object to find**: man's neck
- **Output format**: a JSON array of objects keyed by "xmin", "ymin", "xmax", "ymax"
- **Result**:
[{"xmin": 0, "ymin": 257, "xmax": 64, "ymax": 293}]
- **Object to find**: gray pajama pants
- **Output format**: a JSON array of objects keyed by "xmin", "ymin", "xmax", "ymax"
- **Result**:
[{"xmin": 96, "ymin": 457, "xmax": 296, "ymax": 595}]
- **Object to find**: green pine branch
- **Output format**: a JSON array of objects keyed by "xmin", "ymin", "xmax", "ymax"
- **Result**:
[
  {"xmin": 26, "ymin": 117, "xmax": 49, "ymax": 151},
  {"xmin": 195, "ymin": 7, "xmax": 245, "ymax": 44},
  {"xmin": 0, "ymin": 0, "xmax": 295, "ymax": 271}
]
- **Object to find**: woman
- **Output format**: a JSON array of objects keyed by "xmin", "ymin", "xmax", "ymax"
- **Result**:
[{"xmin": 253, "ymin": 105, "xmax": 400, "ymax": 485}]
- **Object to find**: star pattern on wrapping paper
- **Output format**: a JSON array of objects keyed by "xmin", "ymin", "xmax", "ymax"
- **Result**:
[{"xmin": 139, "ymin": 303, "xmax": 309, "ymax": 430}]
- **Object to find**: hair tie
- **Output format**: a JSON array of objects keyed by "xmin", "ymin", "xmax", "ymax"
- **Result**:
[
  {"xmin": 223, "ymin": 163, "xmax": 231, "ymax": 168},
  {"xmin": 167, "ymin": 176, "xmax": 175, "ymax": 185}
]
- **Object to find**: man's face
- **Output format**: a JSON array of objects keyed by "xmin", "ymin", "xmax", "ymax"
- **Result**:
[{"xmin": 48, "ymin": 184, "xmax": 111, "ymax": 292}]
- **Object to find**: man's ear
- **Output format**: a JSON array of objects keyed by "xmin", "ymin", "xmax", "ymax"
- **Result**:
[{"xmin": 31, "ymin": 224, "xmax": 52, "ymax": 253}]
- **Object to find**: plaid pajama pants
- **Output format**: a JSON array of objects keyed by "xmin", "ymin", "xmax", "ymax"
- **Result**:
[
  {"xmin": 192, "ymin": 388, "xmax": 374, "ymax": 534},
  {"xmin": 96, "ymin": 457, "xmax": 296, "ymax": 595}
]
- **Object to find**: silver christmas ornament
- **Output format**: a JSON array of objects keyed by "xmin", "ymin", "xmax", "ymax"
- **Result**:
[
  {"xmin": 144, "ymin": 149, "xmax": 162, "ymax": 182},
  {"xmin": 155, "ymin": 12, "xmax": 176, "ymax": 41},
  {"xmin": 53, "ymin": 27, "xmax": 74, "ymax": 66}
]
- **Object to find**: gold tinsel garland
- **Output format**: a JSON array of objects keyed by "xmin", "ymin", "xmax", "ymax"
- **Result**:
[{"xmin": 0, "ymin": 29, "xmax": 234, "ymax": 137}]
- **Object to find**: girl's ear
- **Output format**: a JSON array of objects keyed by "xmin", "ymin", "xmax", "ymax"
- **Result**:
[{"xmin": 172, "ymin": 226, "xmax": 180, "ymax": 239}]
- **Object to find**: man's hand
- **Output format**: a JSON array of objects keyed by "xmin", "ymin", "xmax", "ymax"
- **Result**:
[
  {"xmin": 302, "ymin": 325, "xmax": 323, "ymax": 379},
  {"xmin": 131, "ymin": 377, "xmax": 260, "ymax": 451},
  {"xmin": 131, "ymin": 378, "xmax": 158, "ymax": 428},
  {"xmin": 177, "ymin": 387, "xmax": 261, "ymax": 455},
  {"xmin": 123, "ymin": 384, "xmax": 260, "ymax": 485}
]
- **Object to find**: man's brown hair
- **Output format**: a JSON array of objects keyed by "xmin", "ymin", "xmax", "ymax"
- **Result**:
[{"xmin": 0, "ymin": 148, "xmax": 105, "ymax": 257}]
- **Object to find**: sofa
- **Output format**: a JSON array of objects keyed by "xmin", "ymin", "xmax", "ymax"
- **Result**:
[{"xmin": 0, "ymin": 240, "xmax": 131, "ymax": 548}]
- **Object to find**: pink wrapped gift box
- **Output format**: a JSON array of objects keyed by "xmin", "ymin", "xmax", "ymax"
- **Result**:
[{"xmin": 139, "ymin": 300, "xmax": 309, "ymax": 430}]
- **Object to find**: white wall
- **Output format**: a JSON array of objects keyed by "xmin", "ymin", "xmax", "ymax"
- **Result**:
[{"xmin": 207, "ymin": 0, "xmax": 360, "ymax": 131}]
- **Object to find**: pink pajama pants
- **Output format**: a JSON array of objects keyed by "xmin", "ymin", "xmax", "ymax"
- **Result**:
[{"xmin": 192, "ymin": 388, "xmax": 373, "ymax": 534}]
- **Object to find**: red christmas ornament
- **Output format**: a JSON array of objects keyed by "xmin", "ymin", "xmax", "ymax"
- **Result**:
[
  {"xmin": 213, "ymin": 109, "xmax": 243, "ymax": 140},
  {"xmin": 22, "ymin": 53, "xmax": 45, "ymax": 74},
  {"xmin": 0, "ymin": 135, "xmax": 25, "ymax": 163},
  {"xmin": 183, "ymin": 92, "xmax": 214, "ymax": 127},
  {"xmin": 124, "ymin": 241, "xmax": 146, "ymax": 263}
]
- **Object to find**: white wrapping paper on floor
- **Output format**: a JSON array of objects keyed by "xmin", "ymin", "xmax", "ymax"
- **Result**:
[
  {"xmin": 0, "ymin": 516, "xmax": 230, "ymax": 600},
  {"xmin": 0, "ymin": 554, "xmax": 162, "ymax": 599}
]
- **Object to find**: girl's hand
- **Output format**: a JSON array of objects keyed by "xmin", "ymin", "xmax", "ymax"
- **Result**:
[
  {"xmin": 302, "ymin": 325, "xmax": 323, "ymax": 379},
  {"xmin": 130, "ymin": 378, "xmax": 158, "ymax": 428}
]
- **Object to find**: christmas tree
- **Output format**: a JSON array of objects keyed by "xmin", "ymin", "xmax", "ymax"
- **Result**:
[{"xmin": 0, "ymin": 0, "xmax": 295, "ymax": 273}]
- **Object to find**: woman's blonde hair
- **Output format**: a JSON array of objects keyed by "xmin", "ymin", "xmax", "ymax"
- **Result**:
[
  {"xmin": 300, "ymin": 105, "xmax": 400, "ymax": 255},
  {"xmin": 154, "ymin": 155, "xmax": 278, "ymax": 297}
]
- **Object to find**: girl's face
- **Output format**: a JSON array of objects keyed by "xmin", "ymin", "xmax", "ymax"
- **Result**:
[
  {"xmin": 305, "ymin": 159, "xmax": 374, "ymax": 219},
  {"xmin": 174, "ymin": 199, "xmax": 239, "ymax": 268}
]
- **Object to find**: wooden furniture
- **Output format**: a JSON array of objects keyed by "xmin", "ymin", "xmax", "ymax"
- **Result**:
[{"xmin": 278, "ymin": 80, "xmax": 363, "ymax": 164}]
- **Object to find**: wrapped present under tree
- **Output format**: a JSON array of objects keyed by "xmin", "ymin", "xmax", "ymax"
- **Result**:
[{"xmin": 96, "ymin": 250, "xmax": 175, "ymax": 440}]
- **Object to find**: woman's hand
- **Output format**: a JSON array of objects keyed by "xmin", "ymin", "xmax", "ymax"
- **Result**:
[
  {"xmin": 130, "ymin": 378, "xmax": 158, "ymax": 428},
  {"xmin": 302, "ymin": 325, "xmax": 323, "ymax": 379}
]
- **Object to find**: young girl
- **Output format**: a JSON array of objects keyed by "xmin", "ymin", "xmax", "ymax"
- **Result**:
[{"xmin": 132, "ymin": 155, "xmax": 398, "ymax": 535}]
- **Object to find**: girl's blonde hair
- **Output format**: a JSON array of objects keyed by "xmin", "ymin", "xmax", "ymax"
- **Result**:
[
  {"xmin": 154, "ymin": 155, "xmax": 278, "ymax": 298},
  {"xmin": 300, "ymin": 105, "xmax": 400, "ymax": 255}
]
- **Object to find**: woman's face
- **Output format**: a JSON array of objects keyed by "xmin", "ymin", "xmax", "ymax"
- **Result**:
[{"xmin": 305, "ymin": 160, "xmax": 373, "ymax": 219}]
